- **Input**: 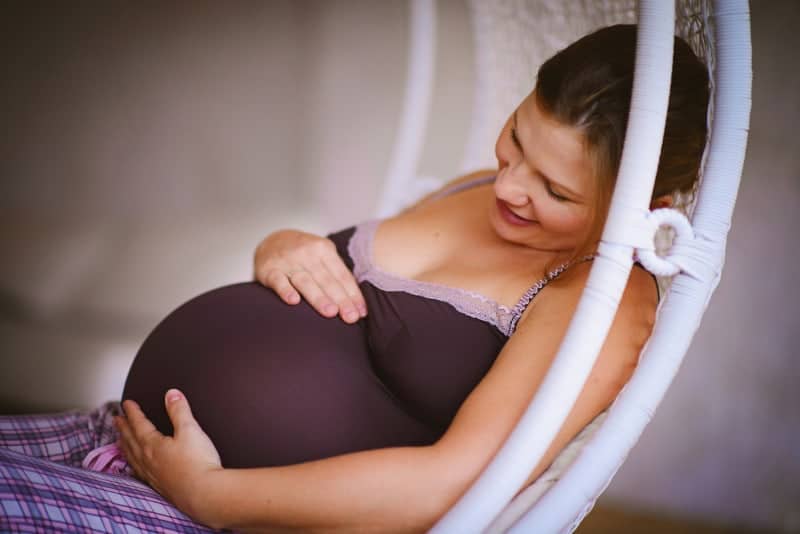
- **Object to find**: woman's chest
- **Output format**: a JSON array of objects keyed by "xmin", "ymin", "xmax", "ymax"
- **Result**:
[
  {"xmin": 372, "ymin": 192, "xmax": 545, "ymax": 309},
  {"xmin": 329, "ymin": 223, "xmax": 513, "ymax": 430}
]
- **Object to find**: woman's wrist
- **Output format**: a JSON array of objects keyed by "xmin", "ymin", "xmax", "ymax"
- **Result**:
[{"xmin": 183, "ymin": 467, "xmax": 231, "ymax": 529}]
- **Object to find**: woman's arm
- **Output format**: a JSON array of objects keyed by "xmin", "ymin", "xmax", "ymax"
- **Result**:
[
  {"xmin": 118, "ymin": 265, "xmax": 656, "ymax": 533},
  {"xmin": 200, "ymin": 443, "xmax": 463, "ymax": 533},
  {"xmin": 118, "ymin": 394, "xmax": 469, "ymax": 533}
]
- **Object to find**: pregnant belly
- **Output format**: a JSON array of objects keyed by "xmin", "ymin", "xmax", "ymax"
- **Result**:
[{"xmin": 122, "ymin": 282, "xmax": 436, "ymax": 468}]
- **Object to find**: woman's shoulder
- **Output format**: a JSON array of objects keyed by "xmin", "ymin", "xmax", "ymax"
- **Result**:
[
  {"xmin": 519, "ymin": 260, "xmax": 658, "ymax": 354},
  {"xmin": 400, "ymin": 168, "xmax": 497, "ymax": 214},
  {"xmin": 434, "ymin": 168, "xmax": 497, "ymax": 194},
  {"xmin": 538, "ymin": 258, "xmax": 657, "ymax": 305}
]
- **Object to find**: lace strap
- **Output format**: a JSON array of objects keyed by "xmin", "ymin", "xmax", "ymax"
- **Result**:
[{"xmin": 507, "ymin": 255, "xmax": 595, "ymax": 335}]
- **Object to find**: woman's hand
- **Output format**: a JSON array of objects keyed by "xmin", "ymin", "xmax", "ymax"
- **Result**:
[
  {"xmin": 253, "ymin": 229, "xmax": 367, "ymax": 324},
  {"xmin": 115, "ymin": 390, "xmax": 223, "ymax": 524}
]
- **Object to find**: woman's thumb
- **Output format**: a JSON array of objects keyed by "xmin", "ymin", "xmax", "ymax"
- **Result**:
[{"xmin": 164, "ymin": 389, "xmax": 197, "ymax": 433}]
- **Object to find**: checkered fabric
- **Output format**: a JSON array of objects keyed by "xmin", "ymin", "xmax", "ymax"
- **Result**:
[
  {"xmin": 0, "ymin": 406, "xmax": 222, "ymax": 533},
  {"xmin": 0, "ymin": 402, "xmax": 122, "ymax": 467}
]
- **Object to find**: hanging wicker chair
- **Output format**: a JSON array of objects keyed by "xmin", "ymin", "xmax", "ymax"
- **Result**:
[{"xmin": 376, "ymin": 1, "xmax": 752, "ymax": 532}]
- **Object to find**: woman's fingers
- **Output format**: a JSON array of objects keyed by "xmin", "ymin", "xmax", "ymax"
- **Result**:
[
  {"xmin": 115, "ymin": 415, "xmax": 140, "ymax": 460},
  {"xmin": 264, "ymin": 268, "xmax": 301, "ymax": 305},
  {"xmin": 263, "ymin": 266, "xmax": 337, "ymax": 315},
  {"xmin": 254, "ymin": 231, "xmax": 367, "ymax": 322},
  {"xmin": 270, "ymin": 265, "xmax": 364, "ymax": 323},
  {"xmin": 122, "ymin": 399, "xmax": 161, "ymax": 443},
  {"xmin": 163, "ymin": 389, "xmax": 199, "ymax": 436},
  {"xmin": 114, "ymin": 415, "xmax": 150, "ymax": 483},
  {"xmin": 115, "ymin": 419, "xmax": 163, "ymax": 493},
  {"xmin": 286, "ymin": 268, "xmax": 340, "ymax": 318},
  {"xmin": 323, "ymin": 255, "xmax": 367, "ymax": 318},
  {"xmin": 301, "ymin": 261, "xmax": 364, "ymax": 323}
]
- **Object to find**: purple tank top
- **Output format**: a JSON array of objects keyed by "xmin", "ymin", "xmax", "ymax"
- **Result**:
[{"xmin": 121, "ymin": 176, "xmax": 583, "ymax": 468}]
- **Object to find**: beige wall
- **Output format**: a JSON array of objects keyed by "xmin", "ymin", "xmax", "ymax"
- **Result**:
[
  {"xmin": 0, "ymin": 1, "xmax": 306, "ymax": 221},
  {"xmin": 0, "ymin": 0, "xmax": 797, "ymax": 531}
]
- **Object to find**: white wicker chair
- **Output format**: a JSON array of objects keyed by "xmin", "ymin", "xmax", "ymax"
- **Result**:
[{"xmin": 377, "ymin": 1, "xmax": 752, "ymax": 532}]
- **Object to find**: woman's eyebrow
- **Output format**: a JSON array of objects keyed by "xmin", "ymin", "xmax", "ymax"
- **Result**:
[{"xmin": 513, "ymin": 109, "xmax": 583, "ymax": 199}]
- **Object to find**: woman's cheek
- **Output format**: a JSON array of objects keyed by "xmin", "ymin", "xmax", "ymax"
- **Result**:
[
  {"xmin": 564, "ymin": 209, "xmax": 592, "ymax": 238},
  {"xmin": 542, "ymin": 207, "xmax": 583, "ymax": 236}
]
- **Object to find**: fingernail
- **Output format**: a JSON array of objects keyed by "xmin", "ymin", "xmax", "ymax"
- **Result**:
[
  {"xmin": 166, "ymin": 389, "xmax": 182, "ymax": 404},
  {"xmin": 323, "ymin": 304, "xmax": 337, "ymax": 316},
  {"xmin": 345, "ymin": 310, "xmax": 359, "ymax": 322},
  {"xmin": 358, "ymin": 304, "xmax": 367, "ymax": 317}
]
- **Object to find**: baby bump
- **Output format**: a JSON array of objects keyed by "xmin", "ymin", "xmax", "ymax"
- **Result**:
[{"xmin": 122, "ymin": 282, "xmax": 436, "ymax": 468}]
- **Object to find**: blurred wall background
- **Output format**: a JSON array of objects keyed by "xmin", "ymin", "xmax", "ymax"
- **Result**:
[{"xmin": 0, "ymin": 1, "xmax": 797, "ymax": 531}]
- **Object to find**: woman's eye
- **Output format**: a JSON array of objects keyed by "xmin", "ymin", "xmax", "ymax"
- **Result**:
[{"xmin": 546, "ymin": 183, "xmax": 569, "ymax": 202}]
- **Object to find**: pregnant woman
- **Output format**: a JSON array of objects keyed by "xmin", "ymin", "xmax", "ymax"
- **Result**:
[{"xmin": 0, "ymin": 25, "xmax": 709, "ymax": 532}]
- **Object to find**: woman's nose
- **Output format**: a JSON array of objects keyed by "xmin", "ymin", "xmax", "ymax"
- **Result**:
[{"xmin": 495, "ymin": 166, "xmax": 529, "ymax": 207}]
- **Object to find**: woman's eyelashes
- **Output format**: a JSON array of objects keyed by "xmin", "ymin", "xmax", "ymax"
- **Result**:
[
  {"xmin": 545, "ymin": 182, "xmax": 569, "ymax": 202},
  {"xmin": 510, "ymin": 126, "xmax": 523, "ymax": 152}
]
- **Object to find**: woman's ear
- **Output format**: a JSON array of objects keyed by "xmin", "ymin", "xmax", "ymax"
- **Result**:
[{"xmin": 650, "ymin": 195, "xmax": 673, "ymax": 210}]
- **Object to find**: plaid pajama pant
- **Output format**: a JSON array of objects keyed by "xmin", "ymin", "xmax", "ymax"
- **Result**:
[{"xmin": 0, "ymin": 402, "xmax": 221, "ymax": 533}]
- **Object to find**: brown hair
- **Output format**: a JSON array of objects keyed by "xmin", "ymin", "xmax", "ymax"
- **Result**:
[{"xmin": 534, "ymin": 24, "xmax": 710, "ymax": 255}]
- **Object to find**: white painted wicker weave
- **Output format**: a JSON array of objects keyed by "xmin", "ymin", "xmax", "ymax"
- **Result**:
[{"xmin": 378, "ymin": 1, "xmax": 752, "ymax": 532}]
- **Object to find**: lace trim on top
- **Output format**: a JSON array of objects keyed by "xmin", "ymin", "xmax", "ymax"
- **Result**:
[{"xmin": 348, "ymin": 219, "xmax": 591, "ymax": 337}]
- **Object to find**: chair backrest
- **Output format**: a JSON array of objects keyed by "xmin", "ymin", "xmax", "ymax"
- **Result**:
[{"xmin": 460, "ymin": 0, "xmax": 638, "ymax": 174}]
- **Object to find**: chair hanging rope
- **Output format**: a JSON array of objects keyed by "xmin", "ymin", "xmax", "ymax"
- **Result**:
[{"xmin": 376, "ymin": 0, "xmax": 437, "ymax": 218}]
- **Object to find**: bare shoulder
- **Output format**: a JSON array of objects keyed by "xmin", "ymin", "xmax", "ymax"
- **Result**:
[
  {"xmin": 527, "ymin": 260, "xmax": 658, "ymax": 369},
  {"xmin": 443, "ymin": 168, "xmax": 497, "ymax": 187},
  {"xmin": 620, "ymin": 264, "xmax": 660, "ymax": 344},
  {"xmin": 402, "ymin": 168, "xmax": 497, "ymax": 213}
]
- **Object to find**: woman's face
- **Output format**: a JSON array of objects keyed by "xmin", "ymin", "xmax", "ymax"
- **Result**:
[{"xmin": 490, "ymin": 92, "xmax": 597, "ymax": 254}]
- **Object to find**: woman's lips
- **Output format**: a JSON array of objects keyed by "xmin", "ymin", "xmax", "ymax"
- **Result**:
[{"xmin": 496, "ymin": 199, "xmax": 536, "ymax": 226}]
